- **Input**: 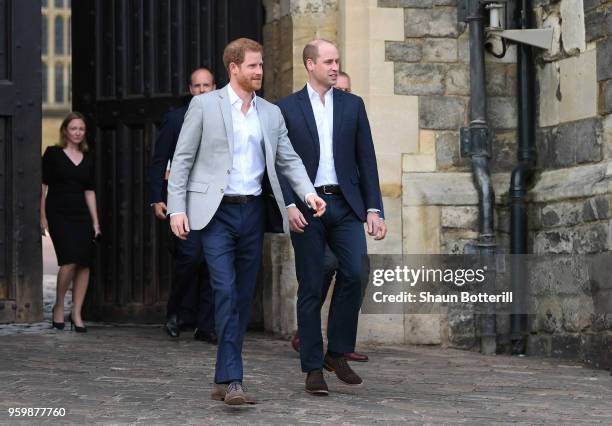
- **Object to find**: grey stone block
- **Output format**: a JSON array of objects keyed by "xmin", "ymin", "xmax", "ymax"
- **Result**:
[
  {"xmin": 485, "ymin": 63, "xmax": 510, "ymax": 97},
  {"xmin": 536, "ymin": 298, "xmax": 563, "ymax": 333},
  {"xmin": 546, "ymin": 118, "xmax": 603, "ymax": 168},
  {"xmin": 561, "ymin": 297, "xmax": 594, "ymax": 332},
  {"xmin": 444, "ymin": 64, "xmax": 470, "ymax": 95},
  {"xmin": 385, "ymin": 40, "xmax": 422, "ymax": 62},
  {"xmin": 584, "ymin": 0, "xmax": 604, "ymax": 11},
  {"xmin": 423, "ymin": 38, "xmax": 458, "ymax": 62},
  {"xmin": 582, "ymin": 196, "xmax": 610, "ymax": 221},
  {"xmin": 490, "ymin": 131, "xmax": 517, "ymax": 173},
  {"xmin": 419, "ymin": 96, "xmax": 466, "ymax": 129},
  {"xmin": 440, "ymin": 206, "xmax": 478, "ymax": 229},
  {"xmin": 602, "ymin": 80, "xmax": 612, "ymax": 115},
  {"xmin": 527, "ymin": 334, "xmax": 551, "ymax": 357},
  {"xmin": 487, "ymin": 97, "xmax": 518, "ymax": 129},
  {"xmin": 534, "ymin": 222, "xmax": 609, "ymax": 254},
  {"xmin": 596, "ymin": 36, "xmax": 612, "ymax": 81},
  {"xmin": 404, "ymin": 8, "xmax": 459, "ymax": 38},
  {"xmin": 395, "ymin": 63, "xmax": 445, "ymax": 95},
  {"xmin": 551, "ymin": 334, "xmax": 583, "ymax": 359},
  {"xmin": 585, "ymin": 6, "xmax": 611, "ymax": 42},
  {"xmin": 435, "ymin": 130, "xmax": 464, "ymax": 170},
  {"xmin": 378, "ymin": 0, "xmax": 433, "ymax": 7}
]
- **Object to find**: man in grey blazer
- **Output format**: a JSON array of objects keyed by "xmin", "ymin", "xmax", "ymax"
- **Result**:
[{"xmin": 167, "ymin": 38, "xmax": 326, "ymax": 405}]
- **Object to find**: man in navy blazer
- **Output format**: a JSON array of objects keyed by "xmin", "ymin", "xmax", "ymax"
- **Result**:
[
  {"xmin": 149, "ymin": 67, "xmax": 217, "ymax": 342},
  {"xmin": 277, "ymin": 39, "xmax": 387, "ymax": 395}
]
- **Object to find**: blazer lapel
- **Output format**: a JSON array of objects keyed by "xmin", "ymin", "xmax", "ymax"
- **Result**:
[
  {"xmin": 332, "ymin": 88, "xmax": 344, "ymax": 160},
  {"xmin": 218, "ymin": 86, "xmax": 234, "ymax": 154},
  {"xmin": 257, "ymin": 102, "xmax": 275, "ymax": 164},
  {"xmin": 297, "ymin": 86, "xmax": 320, "ymax": 159}
]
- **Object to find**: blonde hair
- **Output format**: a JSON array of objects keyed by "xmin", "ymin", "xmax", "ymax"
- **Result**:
[
  {"xmin": 58, "ymin": 111, "xmax": 89, "ymax": 153},
  {"xmin": 222, "ymin": 38, "xmax": 263, "ymax": 74}
]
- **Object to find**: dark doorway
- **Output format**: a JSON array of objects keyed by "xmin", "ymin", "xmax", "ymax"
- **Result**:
[
  {"xmin": 71, "ymin": 0, "xmax": 264, "ymax": 322},
  {"xmin": 0, "ymin": 1, "xmax": 43, "ymax": 323}
]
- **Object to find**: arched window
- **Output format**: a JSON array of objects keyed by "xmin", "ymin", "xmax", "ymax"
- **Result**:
[
  {"xmin": 42, "ymin": 0, "xmax": 48, "ymax": 8},
  {"xmin": 42, "ymin": 15, "xmax": 48, "ymax": 56},
  {"xmin": 55, "ymin": 63, "xmax": 64, "ymax": 103},
  {"xmin": 54, "ymin": 0, "xmax": 63, "ymax": 8},
  {"xmin": 54, "ymin": 16, "xmax": 64, "ymax": 55}
]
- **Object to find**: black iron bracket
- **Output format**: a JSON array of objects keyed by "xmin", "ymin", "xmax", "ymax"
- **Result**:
[{"xmin": 460, "ymin": 126, "xmax": 491, "ymax": 158}]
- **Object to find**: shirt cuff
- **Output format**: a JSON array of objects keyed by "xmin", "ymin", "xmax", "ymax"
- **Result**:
[
  {"xmin": 286, "ymin": 203, "xmax": 296, "ymax": 209},
  {"xmin": 169, "ymin": 212, "xmax": 185, "ymax": 217},
  {"xmin": 367, "ymin": 209, "xmax": 381, "ymax": 214}
]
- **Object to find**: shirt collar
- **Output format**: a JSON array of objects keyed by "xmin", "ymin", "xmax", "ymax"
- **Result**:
[
  {"xmin": 227, "ymin": 83, "xmax": 257, "ymax": 110},
  {"xmin": 306, "ymin": 82, "xmax": 333, "ymax": 102}
]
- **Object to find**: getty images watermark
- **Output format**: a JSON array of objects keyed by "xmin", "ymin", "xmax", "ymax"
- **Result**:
[{"xmin": 361, "ymin": 254, "xmax": 523, "ymax": 315}]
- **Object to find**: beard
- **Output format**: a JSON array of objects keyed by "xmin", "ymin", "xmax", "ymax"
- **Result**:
[{"xmin": 236, "ymin": 72, "xmax": 262, "ymax": 92}]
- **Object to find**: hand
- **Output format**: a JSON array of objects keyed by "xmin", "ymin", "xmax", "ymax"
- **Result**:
[
  {"xmin": 93, "ymin": 223, "xmax": 102, "ymax": 238},
  {"xmin": 170, "ymin": 213, "xmax": 190, "ymax": 240},
  {"xmin": 40, "ymin": 217, "xmax": 48, "ymax": 236},
  {"xmin": 287, "ymin": 206, "xmax": 308, "ymax": 233},
  {"xmin": 306, "ymin": 194, "xmax": 326, "ymax": 218},
  {"xmin": 367, "ymin": 212, "xmax": 387, "ymax": 241},
  {"xmin": 153, "ymin": 202, "xmax": 167, "ymax": 220}
]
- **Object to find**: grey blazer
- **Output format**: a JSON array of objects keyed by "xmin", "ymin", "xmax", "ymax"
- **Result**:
[{"xmin": 167, "ymin": 85, "xmax": 315, "ymax": 232}]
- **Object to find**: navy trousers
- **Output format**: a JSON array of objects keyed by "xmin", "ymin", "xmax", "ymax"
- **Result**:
[
  {"xmin": 291, "ymin": 194, "xmax": 367, "ymax": 372},
  {"xmin": 167, "ymin": 232, "xmax": 215, "ymax": 333},
  {"xmin": 199, "ymin": 198, "xmax": 265, "ymax": 384}
]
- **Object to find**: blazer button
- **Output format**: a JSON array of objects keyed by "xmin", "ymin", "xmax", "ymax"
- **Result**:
[
  {"xmin": 220, "ymin": 188, "xmax": 224, "ymax": 193},
  {"xmin": 227, "ymin": 169, "xmax": 231, "ymax": 174}
]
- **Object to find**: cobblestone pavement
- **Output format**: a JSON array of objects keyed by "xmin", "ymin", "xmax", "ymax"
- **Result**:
[{"xmin": 0, "ymin": 325, "xmax": 611, "ymax": 426}]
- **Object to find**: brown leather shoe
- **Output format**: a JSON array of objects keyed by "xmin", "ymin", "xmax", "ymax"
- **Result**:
[
  {"xmin": 344, "ymin": 351, "xmax": 369, "ymax": 362},
  {"xmin": 324, "ymin": 354, "xmax": 363, "ymax": 386},
  {"xmin": 305, "ymin": 369, "xmax": 328, "ymax": 395},
  {"xmin": 291, "ymin": 331, "xmax": 300, "ymax": 353}
]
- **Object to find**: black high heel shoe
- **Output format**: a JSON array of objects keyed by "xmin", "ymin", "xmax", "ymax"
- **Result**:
[
  {"xmin": 68, "ymin": 313, "xmax": 87, "ymax": 333},
  {"xmin": 51, "ymin": 305, "xmax": 65, "ymax": 330}
]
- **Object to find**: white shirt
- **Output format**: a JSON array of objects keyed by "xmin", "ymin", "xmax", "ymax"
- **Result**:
[
  {"xmin": 307, "ymin": 83, "xmax": 339, "ymax": 187},
  {"xmin": 225, "ymin": 84, "xmax": 266, "ymax": 196}
]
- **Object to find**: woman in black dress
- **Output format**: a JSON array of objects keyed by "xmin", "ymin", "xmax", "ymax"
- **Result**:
[{"xmin": 40, "ymin": 112, "xmax": 101, "ymax": 332}]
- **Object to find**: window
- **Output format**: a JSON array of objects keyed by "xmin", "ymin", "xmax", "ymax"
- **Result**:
[
  {"xmin": 42, "ymin": 0, "xmax": 48, "ymax": 8},
  {"xmin": 42, "ymin": 15, "xmax": 47, "ymax": 55},
  {"xmin": 55, "ymin": 63, "xmax": 64, "ymax": 103},
  {"xmin": 54, "ymin": 0, "xmax": 63, "ymax": 8},
  {"xmin": 54, "ymin": 16, "xmax": 63, "ymax": 55}
]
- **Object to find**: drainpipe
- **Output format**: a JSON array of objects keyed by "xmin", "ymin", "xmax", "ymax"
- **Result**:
[
  {"xmin": 462, "ymin": 0, "xmax": 497, "ymax": 355},
  {"xmin": 510, "ymin": 0, "xmax": 536, "ymax": 355}
]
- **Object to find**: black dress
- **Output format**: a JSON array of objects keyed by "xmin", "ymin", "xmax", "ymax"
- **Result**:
[{"xmin": 42, "ymin": 146, "xmax": 95, "ymax": 267}]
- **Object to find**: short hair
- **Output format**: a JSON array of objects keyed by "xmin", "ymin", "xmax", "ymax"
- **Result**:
[
  {"xmin": 302, "ymin": 39, "xmax": 336, "ymax": 67},
  {"xmin": 338, "ymin": 70, "xmax": 350, "ymax": 79},
  {"xmin": 222, "ymin": 38, "xmax": 263, "ymax": 73},
  {"xmin": 58, "ymin": 111, "xmax": 88, "ymax": 153},
  {"xmin": 189, "ymin": 67, "xmax": 215, "ymax": 86}
]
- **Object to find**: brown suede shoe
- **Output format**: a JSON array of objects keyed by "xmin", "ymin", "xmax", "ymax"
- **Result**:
[
  {"xmin": 324, "ymin": 354, "xmax": 363, "ymax": 386},
  {"xmin": 344, "ymin": 351, "xmax": 369, "ymax": 362},
  {"xmin": 305, "ymin": 369, "xmax": 329, "ymax": 395},
  {"xmin": 211, "ymin": 383, "xmax": 257, "ymax": 404}
]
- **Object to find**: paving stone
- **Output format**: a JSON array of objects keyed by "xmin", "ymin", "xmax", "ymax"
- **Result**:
[{"xmin": 1, "ymin": 326, "xmax": 611, "ymax": 425}]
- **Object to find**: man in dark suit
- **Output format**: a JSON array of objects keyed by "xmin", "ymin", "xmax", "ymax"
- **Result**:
[
  {"xmin": 278, "ymin": 39, "xmax": 387, "ymax": 395},
  {"xmin": 149, "ymin": 67, "xmax": 217, "ymax": 342}
]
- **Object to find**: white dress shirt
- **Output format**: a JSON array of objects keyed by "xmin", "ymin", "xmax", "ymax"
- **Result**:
[
  {"xmin": 225, "ymin": 84, "xmax": 266, "ymax": 196},
  {"xmin": 307, "ymin": 83, "xmax": 339, "ymax": 187}
]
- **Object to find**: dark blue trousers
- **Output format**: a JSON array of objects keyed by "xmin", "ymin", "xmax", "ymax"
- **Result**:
[
  {"xmin": 199, "ymin": 198, "xmax": 265, "ymax": 384},
  {"xmin": 291, "ymin": 194, "xmax": 367, "ymax": 372},
  {"xmin": 167, "ymin": 231, "xmax": 215, "ymax": 333}
]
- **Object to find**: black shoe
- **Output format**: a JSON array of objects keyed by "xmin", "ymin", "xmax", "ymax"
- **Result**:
[
  {"xmin": 68, "ymin": 313, "xmax": 87, "ymax": 333},
  {"xmin": 194, "ymin": 328, "xmax": 218, "ymax": 344},
  {"xmin": 305, "ymin": 369, "xmax": 329, "ymax": 395},
  {"xmin": 51, "ymin": 305, "xmax": 65, "ymax": 330},
  {"xmin": 324, "ymin": 354, "xmax": 363, "ymax": 385},
  {"xmin": 165, "ymin": 314, "xmax": 180, "ymax": 338}
]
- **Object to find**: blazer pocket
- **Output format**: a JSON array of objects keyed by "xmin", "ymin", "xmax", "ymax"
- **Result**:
[{"xmin": 186, "ymin": 181, "xmax": 209, "ymax": 193}]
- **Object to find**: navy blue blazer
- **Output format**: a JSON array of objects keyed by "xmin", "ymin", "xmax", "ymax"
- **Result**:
[
  {"xmin": 149, "ymin": 106, "xmax": 187, "ymax": 204},
  {"xmin": 277, "ymin": 86, "xmax": 383, "ymax": 222}
]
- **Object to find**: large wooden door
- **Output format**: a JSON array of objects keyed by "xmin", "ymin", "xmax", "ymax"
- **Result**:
[
  {"xmin": 0, "ymin": 1, "xmax": 43, "ymax": 323},
  {"xmin": 72, "ymin": 0, "xmax": 264, "ymax": 322}
]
